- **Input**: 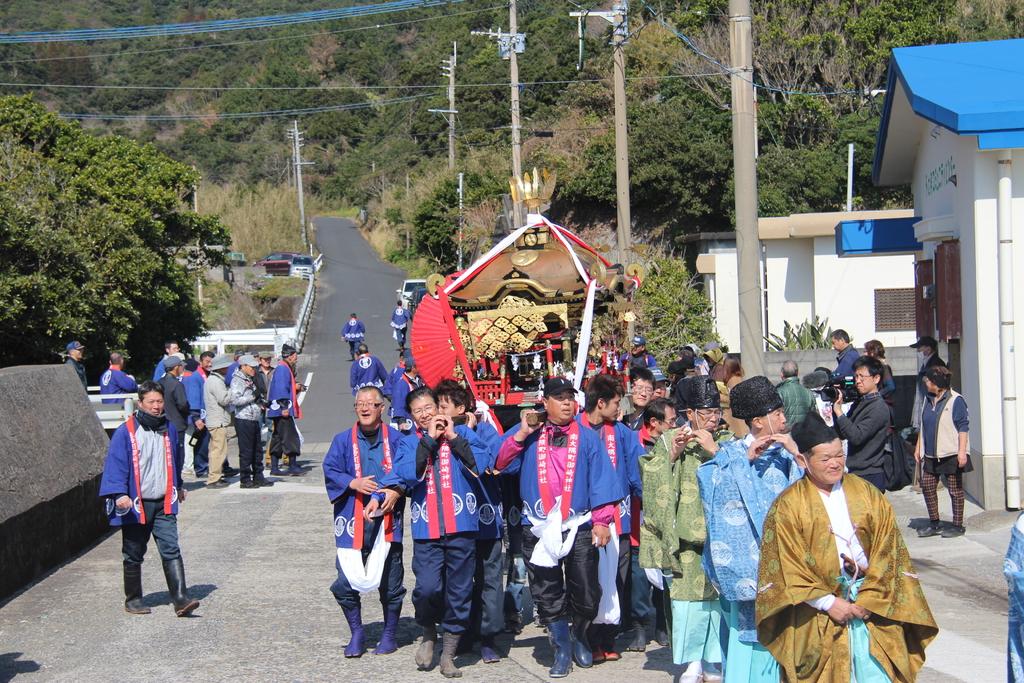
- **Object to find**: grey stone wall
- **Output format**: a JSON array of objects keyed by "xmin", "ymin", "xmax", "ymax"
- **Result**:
[{"xmin": 0, "ymin": 364, "xmax": 111, "ymax": 600}]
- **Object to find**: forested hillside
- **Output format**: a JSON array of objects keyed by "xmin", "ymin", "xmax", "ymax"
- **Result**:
[{"xmin": 1, "ymin": 0, "xmax": 1021, "ymax": 269}]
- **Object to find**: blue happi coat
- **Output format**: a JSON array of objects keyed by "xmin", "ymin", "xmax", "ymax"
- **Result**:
[
  {"xmin": 389, "ymin": 373, "xmax": 421, "ymax": 424},
  {"xmin": 323, "ymin": 425, "xmax": 406, "ymax": 548},
  {"xmin": 381, "ymin": 424, "xmax": 492, "ymax": 540},
  {"xmin": 391, "ymin": 306, "xmax": 410, "ymax": 329},
  {"xmin": 578, "ymin": 416, "xmax": 644, "ymax": 535},
  {"xmin": 500, "ymin": 424, "xmax": 623, "ymax": 526},
  {"xmin": 100, "ymin": 367, "xmax": 138, "ymax": 404},
  {"xmin": 472, "ymin": 420, "xmax": 503, "ymax": 540},
  {"xmin": 98, "ymin": 419, "xmax": 184, "ymax": 527},
  {"xmin": 267, "ymin": 362, "xmax": 296, "ymax": 418},
  {"xmin": 1007, "ymin": 514, "xmax": 1024, "ymax": 682},
  {"xmin": 383, "ymin": 364, "xmax": 405, "ymax": 400},
  {"xmin": 182, "ymin": 370, "xmax": 206, "ymax": 424},
  {"xmin": 343, "ymin": 319, "xmax": 366, "ymax": 341},
  {"xmin": 697, "ymin": 437, "xmax": 801, "ymax": 642},
  {"xmin": 350, "ymin": 353, "xmax": 389, "ymax": 396}
]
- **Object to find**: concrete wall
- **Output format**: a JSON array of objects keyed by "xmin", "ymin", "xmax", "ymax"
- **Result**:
[
  {"xmin": 0, "ymin": 365, "xmax": 110, "ymax": 600},
  {"xmin": 911, "ymin": 125, "xmax": 1024, "ymax": 509},
  {"xmin": 706, "ymin": 247, "xmax": 741, "ymax": 351}
]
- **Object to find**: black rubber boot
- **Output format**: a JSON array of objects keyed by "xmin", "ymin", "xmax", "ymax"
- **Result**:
[
  {"xmin": 626, "ymin": 623, "xmax": 648, "ymax": 652},
  {"xmin": 439, "ymin": 632, "xmax": 463, "ymax": 678},
  {"xmin": 162, "ymin": 558, "xmax": 200, "ymax": 617},
  {"xmin": 123, "ymin": 564, "xmax": 151, "ymax": 614},
  {"xmin": 270, "ymin": 456, "xmax": 284, "ymax": 476}
]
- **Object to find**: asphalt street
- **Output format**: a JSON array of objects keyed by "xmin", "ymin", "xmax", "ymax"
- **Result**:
[{"xmin": 0, "ymin": 217, "xmax": 1013, "ymax": 682}]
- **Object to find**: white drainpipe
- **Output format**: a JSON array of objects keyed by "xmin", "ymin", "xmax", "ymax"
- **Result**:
[{"xmin": 998, "ymin": 149, "xmax": 1021, "ymax": 509}]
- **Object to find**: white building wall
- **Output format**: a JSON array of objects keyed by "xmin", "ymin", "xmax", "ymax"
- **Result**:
[
  {"xmin": 764, "ymin": 240, "xmax": 813, "ymax": 338},
  {"xmin": 708, "ymin": 249, "xmax": 740, "ymax": 351}
]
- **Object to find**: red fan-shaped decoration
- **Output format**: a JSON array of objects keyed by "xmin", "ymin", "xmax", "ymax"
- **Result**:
[{"xmin": 409, "ymin": 293, "xmax": 461, "ymax": 388}]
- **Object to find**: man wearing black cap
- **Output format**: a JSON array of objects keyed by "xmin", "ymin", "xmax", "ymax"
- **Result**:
[
  {"xmin": 158, "ymin": 354, "xmax": 191, "ymax": 466},
  {"xmin": 640, "ymin": 377, "xmax": 732, "ymax": 681},
  {"xmin": 696, "ymin": 375, "xmax": 802, "ymax": 683},
  {"xmin": 755, "ymin": 413, "xmax": 937, "ymax": 682},
  {"xmin": 494, "ymin": 377, "xmax": 624, "ymax": 678},
  {"xmin": 65, "ymin": 341, "xmax": 87, "ymax": 389},
  {"xmin": 619, "ymin": 335, "xmax": 657, "ymax": 372}
]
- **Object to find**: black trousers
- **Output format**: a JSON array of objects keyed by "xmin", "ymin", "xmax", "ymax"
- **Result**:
[
  {"xmin": 270, "ymin": 416, "xmax": 301, "ymax": 457},
  {"xmin": 471, "ymin": 537, "xmax": 505, "ymax": 638},
  {"xmin": 522, "ymin": 525, "xmax": 600, "ymax": 625},
  {"xmin": 235, "ymin": 418, "xmax": 262, "ymax": 481}
]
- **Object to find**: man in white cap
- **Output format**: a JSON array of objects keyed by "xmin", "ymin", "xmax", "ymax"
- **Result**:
[
  {"xmin": 230, "ymin": 354, "xmax": 273, "ymax": 489},
  {"xmin": 204, "ymin": 353, "xmax": 234, "ymax": 489}
]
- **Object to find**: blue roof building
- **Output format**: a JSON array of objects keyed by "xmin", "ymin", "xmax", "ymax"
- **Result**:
[{"xmin": 872, "ymin": 38, "xmax": 1024, "ymax": 510}]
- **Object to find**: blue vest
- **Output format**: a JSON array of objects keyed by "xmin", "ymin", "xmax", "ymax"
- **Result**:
[
  {"xmin": 98, "ymin": 420, "xmax": 184, "ymax": 527},
  {"xmin": 350, "ymin": 354, "xmax": 388, "ymax": 395},
  {"xmin": 323, "ymin": 425, "xmax": 405, "ymax": 548},
  {"xmin": 472, "ymin": 421, "xmax": 503, "ymax": 540},
  {"xmin": 383, "ymin": 424, "xmax": 491, "ymax": 540},
  {"xmin": 267, "ymin": 363, "xmax": 295, "ymax": 418},
  {"xmin": 501, "ymin": 424, "xmax": 624, "ymax": 527},
  {"xmin": 578, "ymin": 416, "xmax": 644, "ymax": 535}
]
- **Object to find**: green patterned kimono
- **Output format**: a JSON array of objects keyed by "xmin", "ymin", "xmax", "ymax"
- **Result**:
[{"xmin": 639, "ymin": 427, "xmax": 733, "ymax": 600}]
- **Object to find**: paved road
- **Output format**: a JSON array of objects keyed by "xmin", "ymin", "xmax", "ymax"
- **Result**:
[{"xmin": 0, "ymin": 217, "xmax": 1013, "ymax": 681}]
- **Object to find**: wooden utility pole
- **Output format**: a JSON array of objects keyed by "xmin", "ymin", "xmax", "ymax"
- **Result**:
[
  {"xmin": 446, "ymin": 43, "xmax": 457, "ymax": 170},
  {"xmin": 570, "ymin": 3, "xmax": 631, "ymax": 251},
  {"xmin": 287, "ymin": 120, "xmax": 314, "ymax": 248},
  {"xmin": 728, "ymin": 0, "xmax": 764, "ymax": 375},
  {"xmin": 472, "ymin": 15, "xmax": 527, "ymax": 229}
]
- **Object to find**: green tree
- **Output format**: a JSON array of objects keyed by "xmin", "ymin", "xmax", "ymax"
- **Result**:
[
  {"xmin": 412, "ymin": 172, "xmax": 503, "ymax": 271},
  {"xmin": 0, "ymin": 95, "xmax": 229, "ymax": 375},
  {"xmin": 634, "ymin": 255, "xmax": 717, "ymax": 362}
]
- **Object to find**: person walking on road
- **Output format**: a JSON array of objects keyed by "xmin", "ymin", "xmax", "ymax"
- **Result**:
[
  {"xmin": 343, "ymin": 313, "xmax": 367, "ymax": 361},
  {"xmin": 65, "ymin": 340, "xmax": 87, "ymax": 390},
  {"xmin": 324, "ymin": 387, "xmax": 407, "ymax": 658},
  {"xmin": 100, "ymin": 352, "xmax": 137, "ymax": 404},
  {"xmin": 203, "ymin": 354, "xmax": 234, "ymax": 488},
  {"xmin": 369, "ymin": 386, "xmax": 492, "ymax": 678},
  {"xmin": 391, "ymin": 301, "xmax": 412, "ymax": 353},
  {"xmin": 230, "ymin": 354, "xmax": 273, "ymax": 489},
  {"xmin": 98, "ymin": 380, "xmax": 200, "ymax": 617},
  {"xmin": 390, "ymin": 353, "xmax": 422, "ymax": 433},
  {"xmin": 915, "ymin": 366, "xmax": 971, "ymax": 538},
  {"xmin": 350, "ymin": 343, "xmax": 389, "ymax": 396},
  {"xmin": 268, "ymin": 344, "xmax": 306, "ymax": 476}
]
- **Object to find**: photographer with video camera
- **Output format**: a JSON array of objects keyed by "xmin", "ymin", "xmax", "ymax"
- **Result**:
[{"xmin": 831, "ymin": 356, "xmax": 892, "ymax": 491}]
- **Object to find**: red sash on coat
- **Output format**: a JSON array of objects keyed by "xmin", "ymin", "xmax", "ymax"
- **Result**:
[
  {"xmin": 350, "ymin": 423, "xmax": 394, "ymax": 548},
  {"xmin": 125, "ymin": 416, "xmax": 175, "ymax": 524},
  {"xmin": 536, "ymin": 420, "xmax": 581, "ymax": 519}
]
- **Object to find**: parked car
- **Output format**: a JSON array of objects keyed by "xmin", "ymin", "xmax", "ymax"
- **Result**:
[
  {"xmin": 258, "ymin": 251, "xmax": 303, "ymax": 276},
  {"xmin": 408, "ymin": 285, "xmax": 428, "ymax": 318},
  {"xmin": 397, "ymin": 278, "xmax": 426, "ymax": 306},
  {"xmin": 290, "ymin": 255, "xmax": 315, "ymax": 278}
]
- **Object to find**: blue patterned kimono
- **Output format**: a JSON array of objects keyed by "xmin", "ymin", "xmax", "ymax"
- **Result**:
[
  {"xmin": 472, "ymin": 421, "xmax": 503, "ymax": 540},
  {"xmin": 697, "ymin": 438, "xmax": 801, "ymax": 643},
  {"xmin": 323, "ymin": 425, "xmax": 406, "ymax": 548},
  {"xmin": 1006, "ymin": 514, "xmax": 1024, "ymax": 682},
  {"xmin": 382, "ymin": 425, "xmax": 493, "ymax": 540},
  {"xmin": 577, "ymin": 416, "xmax": 644, "ymax": 535}
]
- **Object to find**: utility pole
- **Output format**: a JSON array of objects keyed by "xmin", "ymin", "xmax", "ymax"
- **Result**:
[
  {"xmin": 457, "ymin": 172, "xmax": 465, "ymax": 269},
  {"xmin": 287, "ymin": 120, "xmax": 314, "ymax": 248},
  {"xmin": 429, "ymin": 43, "xmax": 458, "ymax": 171},
  {"xmin": 728, "ymin": 0, "xmax": 764, "ymax": 376},
  {"xmin": 570, "ymin": 3, "xmax": 631, "ymax": 252},
  {"xmin": 191, "ymin": 174, "xmax": 202, "ymax": 305},
  {"xmin": 472, "ymin": 7, "xmax": 527, "ymax": 229}
]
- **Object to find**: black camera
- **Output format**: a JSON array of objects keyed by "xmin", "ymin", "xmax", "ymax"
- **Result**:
[{"xmin": 819, "ymin": 376, "xmax": 858, "ymax": 403}]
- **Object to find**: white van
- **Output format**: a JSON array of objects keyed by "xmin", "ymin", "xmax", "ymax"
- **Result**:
[{"xmin": 397, "ymin": 279, "xmax": 426, "ymax": 306}]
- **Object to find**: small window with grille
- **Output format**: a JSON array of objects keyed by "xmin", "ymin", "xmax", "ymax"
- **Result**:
[{"xmin": 874, "ymin": 288, "xmax": 916, "ymax": 331}]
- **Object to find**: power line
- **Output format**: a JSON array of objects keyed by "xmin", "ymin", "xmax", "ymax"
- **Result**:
[
  {"xmin": 59, "ymin": 93, "xmax": 432, "ymax": 121},
  {"xmin": 0, "ymin": 5, "xmax": 506, "ymax": 65},
  {"xmin": 0, "ymin": 0, "xmax": 470, "ymax": 44},
  {"xmin": 0, "ymin": 71, "xmax": 723, "ymax": 93}
]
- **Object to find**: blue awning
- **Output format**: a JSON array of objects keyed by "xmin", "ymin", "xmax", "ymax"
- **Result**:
[{"xmin": 835, "ymin": 217, "xmax": 922, "ymax": 256}]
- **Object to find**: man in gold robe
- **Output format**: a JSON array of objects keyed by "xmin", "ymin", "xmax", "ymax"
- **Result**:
[{"xmin": 756, "ymin": 412, "xmax": 938, "ymax": 682}]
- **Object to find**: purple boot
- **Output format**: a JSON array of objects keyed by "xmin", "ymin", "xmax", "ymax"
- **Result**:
[
  {"xmin": 374, "ymin": 604, "xmax": 402, "ymax": 655},
  {"xmin": 343, "ymin": 606, "xmax": 366, "ymax": 658}
]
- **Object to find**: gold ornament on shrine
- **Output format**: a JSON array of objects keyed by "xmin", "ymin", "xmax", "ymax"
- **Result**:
[{"xmin": 509, "ymin": 167, "xmax": 557, "ymax": 212}]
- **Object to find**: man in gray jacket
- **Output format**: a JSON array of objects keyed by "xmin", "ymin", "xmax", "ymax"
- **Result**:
[
  {"xmin": 204, "ymin": 354, "xmax": 234, "ymax": 489},
  {"xmin": 832, "ymin": 355, "xmax": 892, "ymax": 490},
  {"xmin": 230, "ymin": 354, "xmax": 273, "ymax": 489},
  {"xmin": 158, "ymin": 354, "xmax": 191, "ymax": 460}
]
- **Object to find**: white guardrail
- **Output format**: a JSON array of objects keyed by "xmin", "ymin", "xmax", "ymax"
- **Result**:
[
  {"xmin": 192, "ymin": 254, "xmax": 321, "ymax": 356},
  {"xmin": 86, "ymin": 390, "xmax": 136, "ymax": 430}
]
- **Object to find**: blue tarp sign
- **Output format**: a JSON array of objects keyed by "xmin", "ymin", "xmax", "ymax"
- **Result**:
[{"xmin": 835, "ymin": 217, "xmax": 922, "ymax": 256}]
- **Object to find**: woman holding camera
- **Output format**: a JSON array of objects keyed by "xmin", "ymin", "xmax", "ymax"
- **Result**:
[
  {"xmin": 367, "ymin": 385, "xmax": 492, "ymax": 678},
  {"xmin": 915, "ymin": 366, "xmax": 971, "ymax": 538}
]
